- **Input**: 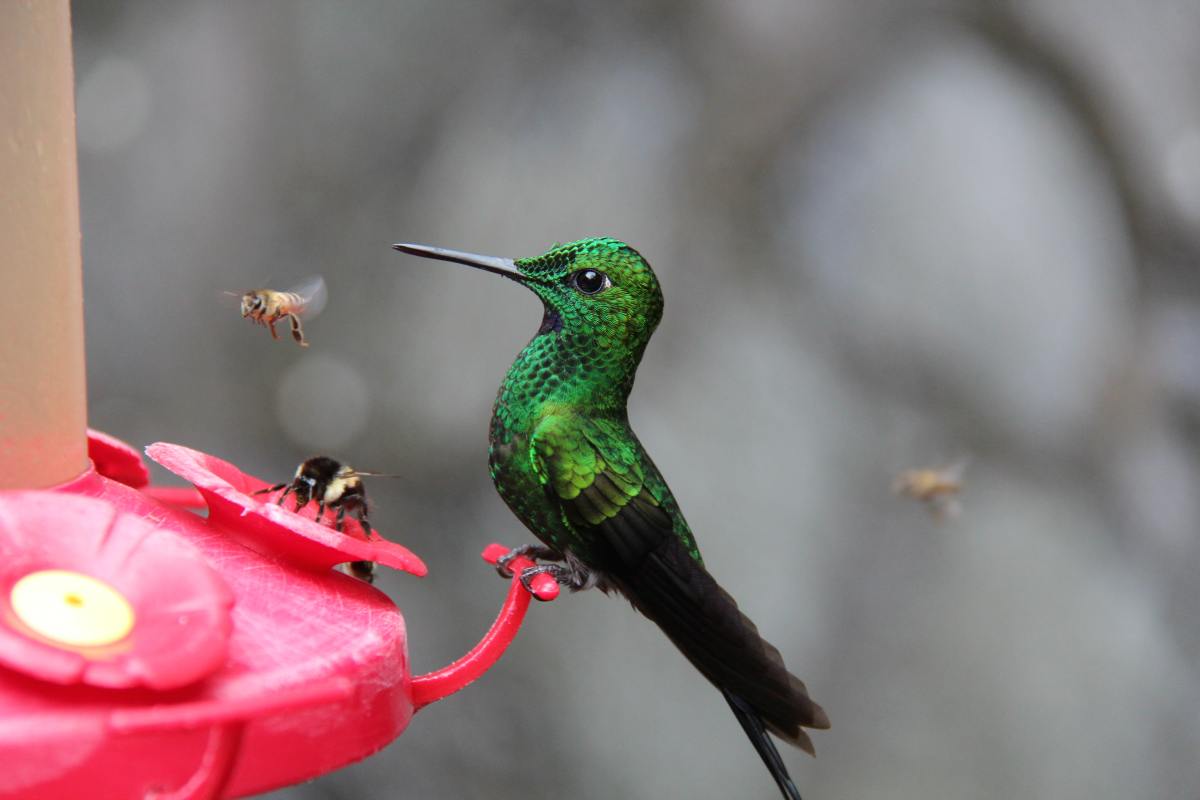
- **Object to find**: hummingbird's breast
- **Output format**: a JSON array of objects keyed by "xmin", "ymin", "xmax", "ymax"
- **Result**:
[
  {"xmin": 488, "ymin": 396, "xmax": 570, "ymax": 552},
  {"xmin": 485, "ymin": 327, "xmax": 635, "ymax": 554},
  {"xmin": 487, "ymin": 329, "xmax": 578, "ymax": 549}
]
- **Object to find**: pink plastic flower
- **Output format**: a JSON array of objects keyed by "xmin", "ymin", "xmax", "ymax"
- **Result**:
[
  {"xmin": 0, "ymin": 491, "xmax": 233, "ymax": 690},
  {"xmin": 86, "ymin": 428, "xmax": 150, "ymax": 488},
  {"xmin": 145, "ymin": 443, "xmax": 427, "ymax": 577}
]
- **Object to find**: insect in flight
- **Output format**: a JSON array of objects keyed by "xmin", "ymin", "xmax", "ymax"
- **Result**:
[
  {"xmin": 892, "ymin": 457, "xmax": 969, "ymax": 520},
  {"xmin": 230, "ymin": 276, "xmax": 327, "ymax": 347},
  {"xmin": 254, "ymin": 456, "xmax": 400, "ymax": 582}
]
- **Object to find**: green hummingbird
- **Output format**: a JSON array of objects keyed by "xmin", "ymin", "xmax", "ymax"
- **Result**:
[{"xmin": 393, "ymin": 237, "xmax": 829, "ymax": 799}]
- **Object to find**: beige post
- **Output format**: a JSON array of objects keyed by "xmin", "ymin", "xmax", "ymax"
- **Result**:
[{"xmin": 0, "ymin": 1, "xmax": 88, "ymax": 487}]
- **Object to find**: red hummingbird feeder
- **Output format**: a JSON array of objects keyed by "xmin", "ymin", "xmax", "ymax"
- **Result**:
[
  {"xmin": 0, "ymin": 5, "xmax": 556, "ymax": 798},
  {"xmin": 0, "ymin": 433, "xmax": 557, "ymax": 799}
]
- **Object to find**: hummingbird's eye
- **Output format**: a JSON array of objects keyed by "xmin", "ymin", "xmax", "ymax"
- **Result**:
[{"xmin": 571, "ymin": 269, "xmax": 610, "ymax": 295}]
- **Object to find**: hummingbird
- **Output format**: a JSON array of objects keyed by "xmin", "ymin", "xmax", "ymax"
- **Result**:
[{"xmin": 393, "ymin": 237, "xmax": 829, "ymax": 799}]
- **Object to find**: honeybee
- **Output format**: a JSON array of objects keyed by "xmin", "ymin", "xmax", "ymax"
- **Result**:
[
  {"xmin": 233, "ymin": 276, "xmax": 327, "ymax": 347},
  {"xmin": 254, "ymin": 456, "xmax": 399, "ymax": 582},
  {"xmin": 892, "ymin": 457, "xmax": 969, "ymax": 520}
]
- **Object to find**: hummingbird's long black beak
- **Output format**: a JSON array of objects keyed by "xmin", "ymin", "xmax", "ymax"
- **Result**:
[{"xmin": 392, "ymin": 243, "xmax": 525, "ymax": 283}]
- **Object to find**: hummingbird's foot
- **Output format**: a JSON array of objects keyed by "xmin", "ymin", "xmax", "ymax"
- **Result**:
[
  {"xmin": 495, "ymin": 544, "xmax": 559, "ymax": 579},
  {"xmin": 518, "ymin": 556, "xmax": 599, "ymax": 595},
  {"xmin": 518, "ymin": 564, "xmax": 574, "ymax": 598}
]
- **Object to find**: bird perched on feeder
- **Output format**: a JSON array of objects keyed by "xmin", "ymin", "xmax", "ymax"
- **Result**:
[{"xmin": 394, "ymin": 237, "xmax": 828, "ymax": 799}]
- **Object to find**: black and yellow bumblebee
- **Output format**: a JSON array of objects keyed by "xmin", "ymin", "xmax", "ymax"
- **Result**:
[{"xmin": 255, "ymin": 456, "xmax": 398, "ymax": 582}]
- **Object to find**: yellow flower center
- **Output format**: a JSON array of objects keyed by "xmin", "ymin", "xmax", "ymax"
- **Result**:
[{"xmin": 10, "ymin": 569, "xmax": 135, "ymax": 647}]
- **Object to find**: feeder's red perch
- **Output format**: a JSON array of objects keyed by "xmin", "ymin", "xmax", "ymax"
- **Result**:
[{"xmin": 412, "ymin": 545, "xmax": 559, "ymax": 709}]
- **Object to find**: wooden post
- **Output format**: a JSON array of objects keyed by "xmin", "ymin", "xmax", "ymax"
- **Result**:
[{"xmin": 0, "ymin": 1, "xmax": 88, "ymax": 487}]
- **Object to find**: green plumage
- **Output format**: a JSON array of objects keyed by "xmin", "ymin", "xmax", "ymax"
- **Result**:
[
  {"xmin": 396, "ymin": 236, "xmax": 828, "ymax": 800},
  {"xmin": 486, "ymin": 240, "xmax": 700, "ymax": 566}
]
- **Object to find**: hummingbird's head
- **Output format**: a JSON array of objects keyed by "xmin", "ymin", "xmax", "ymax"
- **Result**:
[
  {"xmin": 393, "ymin": 237, "xmax": 664, "ymax": 347},
  {"xmin": 514, "ymin": 238, "xmax": 663, "ymax": 341}
]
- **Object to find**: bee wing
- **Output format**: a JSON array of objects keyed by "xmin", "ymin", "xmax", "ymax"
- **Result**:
[
  {"xmin": 351, "ymin": 470, "xmax": 403, "ymax": 479},
  {"xmin": 940, "ymin": 455, "xmax": 971, "ymax": 483},
  {"xmin": 285, "ymin": 275, "xmax": 328, "ymax": 319}
]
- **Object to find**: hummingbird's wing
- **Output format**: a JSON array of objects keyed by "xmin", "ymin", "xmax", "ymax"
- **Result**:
[
  {"xmin": 531, "ymin": 416, "xmax": 829, "ymax": 758},
  {"xmin": 532, "ymin": 416, "xmax": 689, "ymax": 566}
]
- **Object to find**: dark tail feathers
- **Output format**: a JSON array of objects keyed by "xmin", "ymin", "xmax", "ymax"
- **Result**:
[
  {"xmin": 613, "ymin": 535, "xmax": 829, "ymax": 799},
  {"xmin": 726, "ymin": 689, "xmax": 803, "ymax": 800}
]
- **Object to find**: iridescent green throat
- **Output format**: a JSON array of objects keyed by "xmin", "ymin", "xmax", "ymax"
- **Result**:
[{"xmin": 496, "ymin": 238, "xmax": 664, "ymax": 418}]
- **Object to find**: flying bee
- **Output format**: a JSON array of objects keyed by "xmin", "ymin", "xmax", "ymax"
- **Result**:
[
  {"xmin": 230, "ymin": 275, "xmax": 327, "ymax": 347},
  {"xmin": 892, "ymin": 457, "xmax": 969, "ymax": 520},
  {"xmin": 254, "ymin": 456, "xmax": 400, "ymax": 583}
]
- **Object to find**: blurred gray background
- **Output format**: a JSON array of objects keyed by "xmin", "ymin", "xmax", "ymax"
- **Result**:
[{"xmin": 73, "ymin": 1, "xmax": 1200, "ymax": 798}]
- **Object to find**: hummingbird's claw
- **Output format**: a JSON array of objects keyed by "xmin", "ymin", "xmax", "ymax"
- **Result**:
[
  {"xmin": 518, "ymin": 564, "xmax": 571, "ymax": 600},
  {"xmin": 494, "ymin": 543, "xmax": 557, "ymax": 579}
]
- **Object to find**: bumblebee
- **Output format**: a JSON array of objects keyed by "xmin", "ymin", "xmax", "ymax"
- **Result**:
[
  {"xmin": 255, "ymin": 456, "xmax": 397, "ymax": 582},
  {"xmin": 235, "ymin": 275, "xmax": 327, "ymax": 347},
  {"xmin": 343, "ymin": 560, "xmax": 377, "ymax": 583},
  {"xmin": 893, "ymin": 457, "xmax": 969, "ymax": 520}
]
